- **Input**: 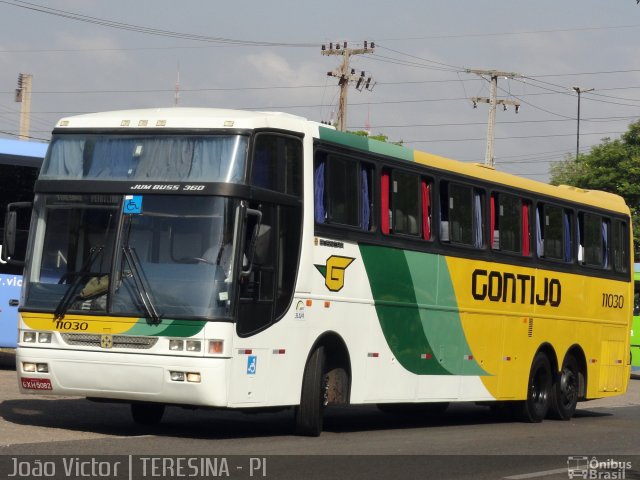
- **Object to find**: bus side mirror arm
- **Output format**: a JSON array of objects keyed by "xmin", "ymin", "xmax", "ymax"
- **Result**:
[
  {"xmin": 2, "ymin": 201, "xmax": 32, "ymax": 266},
  {"xmin": 240, "ymin": 208, "xmax": 262, "ymax": 278}
]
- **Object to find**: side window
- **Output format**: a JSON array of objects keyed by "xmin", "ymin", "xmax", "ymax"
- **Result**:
[
  {"xmin": 327, "ymin": 156, "xmax": 358, "ymax": 226},
  {"xmin": 313, "ymin": 151, "xmax": 373, "ymax": 231},
  {"xmin": 446, "ymin": 182, "xmax": 484, "ymax": 248},
  {"xmin": 251, "ymin": 134, "xmax": 302, "ymax": 195},
  {"xmin": 491, "ymin": 192, "xmax": 521, "ymax": 253},
  {"xmin": 392, "ymin": 171, "xmax": 420, "ymax": 236},
  {"xmin": 579, "ymin": 212, "xmax": 609, "ymax": 268},
  {"xmin": 612, "ymin": 220, "xmax": 628, "ymax": 273},
  {"xmin": 0, "ymin": 163, "xmax": 39, "ymax": 274},
  {"xmin": 537, "ymin": 204, "xmax": 572, "ymax": 262}
]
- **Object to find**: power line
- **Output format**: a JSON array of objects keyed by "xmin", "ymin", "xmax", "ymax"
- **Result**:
[{"xmin": 0, "ymin": 0, "xmax": 315, "ymax": 47}]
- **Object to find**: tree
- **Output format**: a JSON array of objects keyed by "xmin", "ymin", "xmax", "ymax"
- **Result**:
[
  {"xmin": 349, "ymin": 130, "xmax": 403, "ymax": 146},
  {"xmin": 549, "ymin": 120, "xmax": 640, "ymax": 255}
]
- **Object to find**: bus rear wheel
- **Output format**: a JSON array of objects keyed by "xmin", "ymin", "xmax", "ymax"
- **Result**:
[
  {"xmin": 295, "ymin": 346, "xmax": 326, "ymax": 436},
  {"xmin": 131, "ymin": 402, "xmax": 165, "ymax": 425},
  {"xmin": 519, "ymin": 352, "xmax": 552, "ymax": 423},
  {"xmin": 548, "ymin": 355, "xmax": 579, "ymax": 420}
]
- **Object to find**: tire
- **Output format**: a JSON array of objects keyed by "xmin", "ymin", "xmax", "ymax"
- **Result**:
[
  {"xmin": 519, "ymin": 352, "xmax": 552, "ymax": 423},
  {"xmin": 548, "ymin": 355, "xmax": 579, "ymax": 420},
  {"xmin": 295, "ymin": 346, "xmax": 326, "ymax": 436},
  {"xmin": 131, "ymin": 402, "xmax": 165, "ymax": 425}
]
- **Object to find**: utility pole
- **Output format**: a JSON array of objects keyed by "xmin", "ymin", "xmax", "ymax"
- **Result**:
[
  {"xmin": 14, "ymin": 73, "xmax": 33, "ymax": 141},
  {"xmin": 572, "ymin": 86, "xmax": 594, "ymax": 160},
  {"xmin": 174, "ymin": 64, "xmax": 180, "ymax": 107},
  {"xmin": 467, "ymin": 69, "xmax": 521, "ymax": 167},
  {"xmin": 322, "ymin": 41, "xmax": 375, "ymax": 132}
]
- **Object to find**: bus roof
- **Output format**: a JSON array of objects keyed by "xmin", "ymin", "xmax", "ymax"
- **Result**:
[
  {"xmin": 54, "ymin": 107, "xmax": 628, "ymax": 215},
  {"xmin": 0, "ymin": 138, "xmax": 48, "ymax": 167},
  {"xmin": 0, "ymin": 138, "xmax": 48, "ymax": 158},
  {"xmin": 54, "ymin": 107, "xmax": 321, "ymax": 133}
]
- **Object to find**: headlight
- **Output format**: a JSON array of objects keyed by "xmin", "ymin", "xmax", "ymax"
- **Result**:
[{"xmin": 23, "ymin": 331, "xmax": 36, "ymax": 343}]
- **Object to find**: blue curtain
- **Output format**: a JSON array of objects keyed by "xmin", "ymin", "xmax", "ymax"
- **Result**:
[
  {"xmin": 602, "ymin": 221, "xmax": 609, "ymax": 268},
  {"xmin": 473, "ymin": 191, "xmax": 483, "ymax": 248},
  {"xmin": 536, "ymin": 207, "xmax": 544, "ymax": 257},
  {"xmin": 563, "ymin": 212, "xmax": 571, "ymax": 262},
  {"xmin": 41, "ymin": 138, "xmax": 85, "ymax": 178},
  {"xmin": 314, "ymin": 161, "xmax": 325, "ymax": 224},
  {"xmin": 361, "ymin": 168, "xmax": 370, "ymax": 231},
  {"xmin": 42, "ymin": 136, "xmax": 248, "ymax": 182}
]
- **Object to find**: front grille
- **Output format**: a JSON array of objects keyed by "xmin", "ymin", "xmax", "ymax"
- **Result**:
[{"xmin": 61, "ymin": 333, "xmax": 158, "ymax": 349}]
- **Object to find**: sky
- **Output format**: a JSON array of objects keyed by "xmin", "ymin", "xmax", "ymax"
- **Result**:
[{"xmin": 1, "ymin": 1, "xmax": 640, "ymax": 183}]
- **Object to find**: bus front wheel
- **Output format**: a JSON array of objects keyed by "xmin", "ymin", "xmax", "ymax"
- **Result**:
[
  {"xmin": 519, "ymin": 352, "xmax": 552, "ymax": 423},
  {"xmin": 294, "ymin": 346, "xmax": 327, "ymax": 436},
  {"xmin": 131, "ymin": 402, "xmax": 165, "ymax": 425}
]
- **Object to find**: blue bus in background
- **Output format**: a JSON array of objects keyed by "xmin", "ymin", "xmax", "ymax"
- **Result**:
[{"xmin": 0, "ymin": 138, "xmax": 47, "ymax": 349}]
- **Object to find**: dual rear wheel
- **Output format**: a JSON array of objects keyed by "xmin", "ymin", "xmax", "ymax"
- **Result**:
[{"xmin": 520, "ymin": 351, "xmax": 579, "ymax": 423}]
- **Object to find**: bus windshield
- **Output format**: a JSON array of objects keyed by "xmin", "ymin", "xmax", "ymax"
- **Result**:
[
  {"xmin": 24, "ymin": 194, "xmax": 239, "ymax": 320},
  {"xmin": 40, "ymin": 134, "xmax": 248, "ymax": 182}
]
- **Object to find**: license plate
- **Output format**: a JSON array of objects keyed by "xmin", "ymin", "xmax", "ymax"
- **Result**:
[{"xmin": 21, "ymin": 377, "xmax": 52, "ymax": 390}]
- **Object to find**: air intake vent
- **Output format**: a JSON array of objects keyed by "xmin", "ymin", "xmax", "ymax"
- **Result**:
[
  {"xmin": 61, "ymin": 333, "xmax": 158, "ymax": 349},
  {"xmin": 527, "ymin": 318, "xmax": 534, "ymax": 338}
]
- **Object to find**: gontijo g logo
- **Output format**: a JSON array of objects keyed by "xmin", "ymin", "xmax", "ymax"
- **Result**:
[{"xmin": 314, "ymin": 256, "xmax": 355, "ymax": 292}]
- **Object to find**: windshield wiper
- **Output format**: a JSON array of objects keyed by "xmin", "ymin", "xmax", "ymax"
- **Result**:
[
  {"xmin": 122, "ymin": 246, "xmax": 160, "ymax": 324},
  {"xmin": 54, "ymin": 246, "xmax": 104, "ymax": 320}
]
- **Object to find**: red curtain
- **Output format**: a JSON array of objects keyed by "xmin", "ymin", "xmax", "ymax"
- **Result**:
[
  {"xmin": 421, "ymin": 180, "xmax": 431, "ymax": 240},
  {"xmin": 522, "ymin": 202, "xmax": 530, "ymax": 256},
  {"xmin": 381, "ymin": 171, "xmax": 390, "ymax": 234}
]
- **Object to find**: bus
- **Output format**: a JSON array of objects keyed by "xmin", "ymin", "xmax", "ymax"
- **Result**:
[
  {"xmin": 8, "ymin": 108, "xmax": 632, "ymax": 435},
  {"xmin": 632, "ymin": 264, "xmax": 640, "ymax": 376},
  {"xmin": 0, "ymin": 138, "xmax": 46, "ymax": 349}
]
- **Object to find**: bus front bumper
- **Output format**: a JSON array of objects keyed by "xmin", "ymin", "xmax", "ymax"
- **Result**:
[{"xmin": 16, "ymin": 346, "xmax": 230, "ymax": 407}]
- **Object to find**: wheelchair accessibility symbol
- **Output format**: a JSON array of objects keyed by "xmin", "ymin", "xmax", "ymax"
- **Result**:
[
  {"xmin": 123, "ymin": 195, "xmax": 142, "ymax": 214},
  {"xmin": 247, "ymin": 355, "xmax": 257, "ymax": 375}
]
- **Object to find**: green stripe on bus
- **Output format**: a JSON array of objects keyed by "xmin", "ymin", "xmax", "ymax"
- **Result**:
[
  {"xmin": 126, "ymin": 318, "xmax": 207, "ymax": 337},
  {"xmin": 360, "ymin": 245, "xmax": 448, "ymax": 375},
  {"xmin": 318, "ymin": 127, "xmax": 414, "ymax": 162},
  {"xmin": 360, "ymin": 245, "xmax": 486, "ymax": 376}
]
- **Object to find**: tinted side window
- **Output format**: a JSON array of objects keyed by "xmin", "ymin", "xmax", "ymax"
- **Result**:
[
  {"xmin": 252, "ymin": 135, "xmax": 302, "ymax": 196},
  {"xmin": 392, "ymin": 171, "xmax": 419, "ymax": 236}
]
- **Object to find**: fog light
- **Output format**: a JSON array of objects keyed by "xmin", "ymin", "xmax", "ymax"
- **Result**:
[
  {"xmin": 169, "ymin": 340, "xmax": 184, "ymax": 351},
  {"xmin": 36, "ymin": 363, "xmax": 49, "ymax": 373},
  {"xmin": 38, "ymin": 332, "xmax": 52, "ymax": 343},
  {"xmin": 186, "ymin": 372, "xmax": 201, "ymax": 383},
  {"xmin": 23, "ymin": 362, "xmax": 37, "ymax": 373},
  {"xmin": 23, "ymin": 332, "xmax": 36, "ymax": 343},
  {"xmin": 186, "ymin": 340, "xmax": 201, "ymax": 352},
  {"xmin": 170, "ymin": 371, "xmax": 185, "ymax": 381},
  {"xmin": 208, "ymin": 340, "xmax": 224, "ymax": 354}
]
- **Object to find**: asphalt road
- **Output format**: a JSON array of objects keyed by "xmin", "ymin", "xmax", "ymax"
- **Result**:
[{"xmin": 1, "ymin": 352, "xmax": 639, "ymax": 479}]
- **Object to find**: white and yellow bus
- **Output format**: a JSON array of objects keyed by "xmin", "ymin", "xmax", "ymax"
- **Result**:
[{"xmin": 8, "ymin": 108, "xmax": 632, "ymax": 436}]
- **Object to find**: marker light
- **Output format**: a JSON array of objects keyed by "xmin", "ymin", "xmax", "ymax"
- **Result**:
[
  {"xmin": 186, "ymin": 341, "xmax": 201, "ymax": 352},
  {"xmin": 208, "ymin": 340, "xmax": 224, "ymax": 354},
  {"xmin": 169, "ymin": 340, "xmax": 184, "ymax": 351},
  {"xmin": 186, "ymin": 372, "xmax": 201, "ymax": 383},
  {"xmin": 23, "ymin": 332, "xmax": 36, "ymax": 343}
]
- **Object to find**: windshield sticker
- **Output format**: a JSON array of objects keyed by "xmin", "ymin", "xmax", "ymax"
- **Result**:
[{"xmin": 123, "ymin": 195, "xmax": 142, "ymax": 214}]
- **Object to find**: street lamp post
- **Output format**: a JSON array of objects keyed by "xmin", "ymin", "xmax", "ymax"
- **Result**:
[{"xmin": 572, "ymin": 86, "xmax": 594, "ymax": 160}]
